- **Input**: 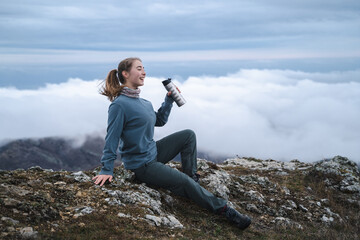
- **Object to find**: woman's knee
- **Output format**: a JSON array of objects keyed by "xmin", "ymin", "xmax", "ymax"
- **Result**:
[{"xmin": 183, "ymin": 129, "xmax": 196, "ymax": 141}]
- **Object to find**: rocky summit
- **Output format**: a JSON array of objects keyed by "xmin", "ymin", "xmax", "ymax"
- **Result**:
[{"xmin": 0, "ymin": 156, "xmax": 359, "ymax": 239}]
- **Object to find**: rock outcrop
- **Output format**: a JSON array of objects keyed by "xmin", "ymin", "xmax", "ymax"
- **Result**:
[{"xmin": 0, "ymin": 156, "xmax": 359, "ymax": 239}]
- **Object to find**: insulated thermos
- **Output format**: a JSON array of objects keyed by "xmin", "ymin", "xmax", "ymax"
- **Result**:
[{"xmin": 162, "ymin": 78, "xmax": 186, "ymax": 107}]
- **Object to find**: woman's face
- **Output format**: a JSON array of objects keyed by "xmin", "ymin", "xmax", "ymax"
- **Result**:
[{"xmin": 122, "ymin": 60, "xmax": 146, "ymax": 89}]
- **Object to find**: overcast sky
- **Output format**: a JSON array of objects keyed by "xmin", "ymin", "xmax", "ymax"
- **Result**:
[
  {"xmin": 1, "ymin": 1, "xmax": 360, "ymax": 163},
  {"xmin": 1, "ymin": 0, "xmax": 359, "ymax": 87}
]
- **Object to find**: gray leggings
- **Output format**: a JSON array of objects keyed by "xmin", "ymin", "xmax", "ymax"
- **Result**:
[{"xmin": 132, "ymin": 129, "xmax": 227, "ymax": 213}]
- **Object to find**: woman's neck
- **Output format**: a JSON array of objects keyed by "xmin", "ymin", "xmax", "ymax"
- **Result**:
[
  {"xmin": 124, "ymin": 84, "xmax": 138, "ymax": 90},
  {"xmin": 121, "ymin": 87, "xmax": 141, "ymax": 98}
]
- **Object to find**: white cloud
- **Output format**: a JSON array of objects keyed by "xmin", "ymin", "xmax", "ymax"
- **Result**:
[
  {"xmin": 1, "ymin": 69, "xmax": 360, "ymax": 163},
  {"xmin": 0, "ymin": 79, "xmax": 109, "ymax": 139}
]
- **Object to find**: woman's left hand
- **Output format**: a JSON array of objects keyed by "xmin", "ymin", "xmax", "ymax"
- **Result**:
[{"xmin": 92, "ymin": 174, "xmax": 113, "ymax": 186}]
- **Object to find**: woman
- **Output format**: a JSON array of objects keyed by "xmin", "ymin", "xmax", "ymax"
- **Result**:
[{"xmin": 92, "ymin": 57, "xmax": 251, "ymax": 230}]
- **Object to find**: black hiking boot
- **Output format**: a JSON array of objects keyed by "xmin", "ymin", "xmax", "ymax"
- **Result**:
[
  {"xmin": 191, "ymin": 173, "xmax": 200, "ymax": 182},
  {"xmin": 221, "ymin": 206, "xmax": 251, "ymax": 230}
]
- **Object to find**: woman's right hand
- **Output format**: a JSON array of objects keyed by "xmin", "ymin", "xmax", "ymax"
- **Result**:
[{"xmin": 92, "ymin": 174, "xmax": 113, "ymax": 186}]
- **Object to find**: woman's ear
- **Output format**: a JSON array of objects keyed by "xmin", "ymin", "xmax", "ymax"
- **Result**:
[{"xmin": 122, "ymin": 70, "xmax": 129, "ymax": 80}]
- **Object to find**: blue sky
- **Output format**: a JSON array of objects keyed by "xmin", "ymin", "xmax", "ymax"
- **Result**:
[
  {"xmin": 1, "ymin": 0, "xmax": 359, "ymax": 88},
  {"xmin": 1, "ymin": 1, "xmax": 360, "ymax": 162}
]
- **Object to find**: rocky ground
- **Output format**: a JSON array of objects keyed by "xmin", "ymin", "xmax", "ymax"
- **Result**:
[{"xmin": 0, "ymin": 156, "xmax": 359, "ymax": 239}]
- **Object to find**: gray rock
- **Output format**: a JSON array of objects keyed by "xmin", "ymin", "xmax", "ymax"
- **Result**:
[
  {"xmin": 312, "ymin": 156, "xmax": 360, "ymax": 194},
  {"xmin": 202, "ymin": 169, "xmax": 231, "ymax": 200},
  {"xmin": 238, "ymin": 175, "xmax": 275, "ymax": 189},
  {"xmin": 223, "ymin": 157, "xmax": 312, "ymax": 172},
  {"xmin": 1, "ymin": 183, "xmax": 31, "ymax": 196},
  {"xmin": 246, "ymin": 203, "xmax": 262, "ymax": 214},
  {"xmin": 104, "ymin": 184, "xmax": 164, "ymax": 214},
  {"xmin": 320, "ymin": 198, "xmax": 330, "ymax": 205},
  {"xmin": 1, "ymin": 217, "xmax": 19, "ymax": 226},
  {"xmin": 272, "ymin": 217, "xmax": 303, "ymax": 230},
  {"xmin": 117, "ymin": 212, "xmax": 139, "ymax": 222},
  {"xmin": 6, "ymin": 226, "xmax": 16, "ymax": 232},
  {"xmin": 245, "ymin": 190, "xmax": 265, "ymax": 203},
  {"xmin": 282, "ymin": 186, "xmax": 291, "ymax": 195},
  {"xmin": 145, "ymin": 214, "xmax": 183, "ymax": 229},
  {"xmin": 54, "ymin": 181, "xmax": 66, "ymax": 186},
  {"xmin": 197, "ymin": 159, "xmax": 210, "ymax": 171},
  {"xmin": 145, "ymin": 214, "xmax": 162, "ymax": 226},
  {"xmin": 321, "ymin": 215, "xmax": 334, "ymax": 224},
  {"xmin": 299, "ymin": 204, "xmax": 308, "ymax": 212},
  {"xmin": 314, "ymin": 156, "xmax": 359, "ymax": 176},
  {"xmin": 324, "ymin": 207, "xmax": 341, "ymax": 220},
  {"xmin": 28, "ymin": 166, "xmax": 44, "ymax": 172},
  {"xmin": 19, "ymin": 227, "xmax": 38, "ymax": 239},
  {"xmin": 3, "ymin": 198, "xmax": 21, "ymax": 207},
  {"xmin": 105, "ymin": 198, "xmax": 124, "ymax": 207},
  {"xmin": 71, "ymin": 171, "xmax": 91, "ymax": 182},
  {"xmin": 162, "ymin": 193, "xmax": 175, "ymax": 207},
  {"xmin": 27, "ymin": 180, "xmax": 42, "ymax": 187},
  {"xmin": 347, "ymin": 198, "xmax": 360, "ymax": 207},
  {"xmin": 286, "ymin": 200, "xmax": 297, "ymax": 209},
  {"xmin": 276, "ymin": 171, "xmax": 289, "ymax": 176},
  {"xmin": 166, "ymin": 215, "xmax": 184, "ymax": 229},
  {"xmin": 117, "ymin": 212, "xmax": 132, "ymax": 218},
  {"xmin": 340, "ymin": 184, "xmax": 360, "ymax": 193},
  {"xmin": 74, "ymin": 206, "xmax": 94, "ymax": 217},
  {"xmin": 112, "ymin": 167, "xmax": 136, "ymax": 184}
]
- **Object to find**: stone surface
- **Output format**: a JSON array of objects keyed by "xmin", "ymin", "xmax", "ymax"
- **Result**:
[
  {"xmin": 20, "ymin": 227, "xmax": 38, "ymax": 239},
  {"xmin": 0, "ymin": 155, "xmax": 358, "ymax": 239},
  {"xmin": 145, "ymin": 214, "xmax": 183, "ymax": 229}
]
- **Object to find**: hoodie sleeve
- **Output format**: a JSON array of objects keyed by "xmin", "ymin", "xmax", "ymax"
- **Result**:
[
  {"xmin": 99, "ymin": 103, "xmax": 125, "ymax": 176},
  {"xmin": 155, "ymin": 95, "xmax": 174, "ymax": 126}
]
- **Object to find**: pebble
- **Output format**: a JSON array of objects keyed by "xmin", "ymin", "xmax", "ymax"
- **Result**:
[{"xmin": 54, "ymin": 181, "xmax": 67, "ymax": 186}]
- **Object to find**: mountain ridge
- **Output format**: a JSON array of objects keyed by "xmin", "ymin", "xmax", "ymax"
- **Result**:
[{"xmin": 0, "ymin": 136, "xmax": 229, "ymax": 171}]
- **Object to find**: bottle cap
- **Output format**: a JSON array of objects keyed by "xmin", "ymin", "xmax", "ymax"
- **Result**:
[{"xmin": 162, "ymin": 78, "xmax": 172, "ymax": 86}]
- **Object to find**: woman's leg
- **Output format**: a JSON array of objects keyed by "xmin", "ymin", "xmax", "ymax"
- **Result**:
[
  {"xmin": 133, "ymin": 160, "xmax": 226, "ymax": 213},
  {"xmin": 156, "ymin": 129, "xmax": 197, "ymax": 177},
  {"xmin": 134, "ymin": 129, "xmax": 251, "ymax": 229}
]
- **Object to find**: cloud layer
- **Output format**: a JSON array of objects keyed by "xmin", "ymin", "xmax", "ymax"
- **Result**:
[{"xmin": 1, "ymin": 69, "xmax": 360, "ymax": 163}]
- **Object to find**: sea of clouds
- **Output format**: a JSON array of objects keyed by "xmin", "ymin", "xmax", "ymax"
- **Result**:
[{"xmin": 1, "ymin": 69, "xmax": 359, "ymax": 163}]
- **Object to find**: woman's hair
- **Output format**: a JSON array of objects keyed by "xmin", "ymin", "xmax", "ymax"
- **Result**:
[{"xmin": 100, "ymin": 57, "xmax": 142, "ymax": 102}]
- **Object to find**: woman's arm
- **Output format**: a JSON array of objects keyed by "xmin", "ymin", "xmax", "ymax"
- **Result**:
[
  {"xmin": 155, "ymin": 93, "xmax": 174, "ymax": 126},
  {"xmin": 98, "ymin": 103, "xmax": 125, "ymax": 176}
]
